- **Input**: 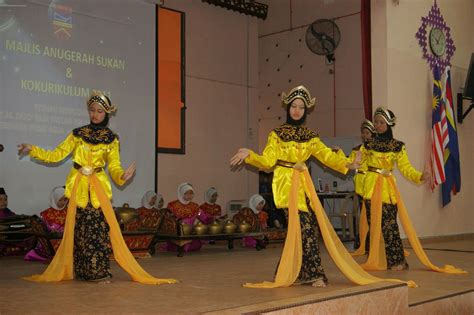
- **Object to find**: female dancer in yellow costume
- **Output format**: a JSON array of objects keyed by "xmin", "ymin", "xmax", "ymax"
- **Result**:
[
  {"xmin": 353, "ymin": 107, "xmax": 466, "ymax": 276},
  {"xmin": 349, "ymin": 119, "xmax": 375, "ymax": 250},
  {"xmin": 231, "ymin": 86, "xmax": 415, "ymax": 288},
  {"xmin": 18, "ymin": 93, "xmax": 177, "ymax": 285}
]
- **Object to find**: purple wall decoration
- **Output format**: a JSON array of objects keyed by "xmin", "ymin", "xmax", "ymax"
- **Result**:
[{"xmin": 415, "ymin": 1, "xmax": 455, "ymax": 74}]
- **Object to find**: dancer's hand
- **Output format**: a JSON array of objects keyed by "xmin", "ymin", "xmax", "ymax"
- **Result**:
[
  {"xmin": 230, "ymin": 148, "xmax": 250, "ymax": 167},
  {"xmin": 17, "ymin": 143, "xmax": 32, "ymax": 156},
  {"xmin": 346, "ymin": 151, "xmax": 361, "ymax": 170},
  {"xmin": 420, "ymin": 163, "xmax": 430, "ymax": 182},
  {"xmin": 122, "ymin": 161, "xmax": 136, "ymax": 182}
]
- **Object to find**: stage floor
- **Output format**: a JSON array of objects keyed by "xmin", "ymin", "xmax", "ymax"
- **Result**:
[{"xmin": 0, "ymin": 238, "xmax": 472, "ymax": 314}]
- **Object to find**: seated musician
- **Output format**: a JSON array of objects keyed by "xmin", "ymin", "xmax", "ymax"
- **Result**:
[
  {"xmin": 199, "ymin": 187, "xmax": 226, "ymax": 224},
  {"xmin": 166, "ymin": 183, "xmax": 202, "ymax": 252},
  {"xmin": 0, "ymin": 187, "xmax": 16, "ymax": 218},
  {"xmin": 24, "ymin": 186, "xmax": 68, "ymax": 262},
  {"xmin": 0, "ymin": 188, "xmax": 34, "ymax": 256},
  {"xmin": 134, "ymin": 191, "xmax": 163, "ymax": 230},
  {"xmin": 167, "ymin": 183, "xmax": 200, "ymax": 224},
  {"xmin": 243, "ymin": 194, "xmax": 268, "ymax": 248},
  {"xmin": 250, "ymin": 194, "xmax": 268, "ymax": 229},
  {"xmin": 40, "ymin": 186, "xmax": 68, "ymax": 232}
]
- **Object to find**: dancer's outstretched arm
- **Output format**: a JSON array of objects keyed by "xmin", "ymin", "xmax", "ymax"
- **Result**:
[
  {"xmin": 18, "ymin": 134, "xmax": 75, "ymax": 163},
  {"xmin": 231, "ymin": 132, "xmax": 278, "ymax": 170}
]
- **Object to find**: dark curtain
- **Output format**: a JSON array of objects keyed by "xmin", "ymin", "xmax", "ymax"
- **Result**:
[{"xmin": 361, "ymin": 0, "xmax": 372, "ymax": 119}]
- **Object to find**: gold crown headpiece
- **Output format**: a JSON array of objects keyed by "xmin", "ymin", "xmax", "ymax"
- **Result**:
[
  {"xmin": 87, "ymin": 92, "xmax": 117, "ymax": 114},
  {"xmin": 374, "ymin": 107, "xmax": 396, "ymax": 126},
  {"xmin": 361, "ymin": 119, "xmax": 376, "ymax": 134},
  {"xmin": 281, "ymin": 85, "xmax": 316, "ymax": 108}
]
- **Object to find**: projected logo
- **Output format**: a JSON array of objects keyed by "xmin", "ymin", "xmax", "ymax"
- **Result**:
[
  {"xmin": 48, "ymin": 2, "xmax": 72, "ymax": 40},
  {"xmin": 0, "ymin": 1, "xmax": 20, "ymax": 32}
]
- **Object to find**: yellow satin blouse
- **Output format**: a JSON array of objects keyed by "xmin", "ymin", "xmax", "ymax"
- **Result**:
[
  {"xmin": 29, "ymin": 127, "xmax": 125, "ymax": 209},
  {"xmin": 360, "ymin": 139, "xmax": 422, "ymax": 204},
  {"xmin": 245, "ymin": 124, "xmax": 349, "ymax": 211}
]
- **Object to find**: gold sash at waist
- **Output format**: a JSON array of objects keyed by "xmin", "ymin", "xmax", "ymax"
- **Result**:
[
  {"xmin": 367, "ymin": 166, "xmax": 392, "ymax": 177},
  {"xmin": 73, "ymin": 162, "xmax": 103, "ymax": 176},
  {"xmin": 276, "ymin": 160, "xmax": 307, "ymax": 171},
  {"xmin": 276, "ymin": 160, "xmax": 296, "ymax": 168}
]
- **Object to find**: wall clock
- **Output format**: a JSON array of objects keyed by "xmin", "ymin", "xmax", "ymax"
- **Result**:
[
  {"xmin": 415, "ymin": 1, "xmax": 455, "ymax": 74},
  {"xmin": 429, "ymin": 27, "xmax": 446, "ymax": 57}
]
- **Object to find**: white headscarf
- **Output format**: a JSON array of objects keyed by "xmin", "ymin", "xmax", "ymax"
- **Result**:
[
  {"xmin": 177, "ymin": 183, "xmax": 194, "ymax": 205},
  {"xmin": 155, "ymin": 194, "xmax": 164, "ymax": 209},
  {"xmin": 141, "ymin": 190, "xmax": 157, "ymax": 209},
  {"xmin": 204, "ymin": 187, "xmax": 218, "ymax": 204},
  {"xmin": 49, "ymin": 186, "xmax": 66, "ymax": 210},
  {"xmin": 249, "ymin": 194, "xmax": 265, "ymax": 214}
]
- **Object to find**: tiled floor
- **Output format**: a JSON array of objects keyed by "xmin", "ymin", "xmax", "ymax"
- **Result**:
[{"xmin": 0, "ymin": 239, "xmax": 472, "ymax": 314}]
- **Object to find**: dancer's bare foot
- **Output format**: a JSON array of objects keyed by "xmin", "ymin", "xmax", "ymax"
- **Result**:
[
  {"xmin": 93, "ymin": 276, "xmax": 111, "ymax": 284},
  {"xmin": 311, "ymin": 278, "xmax": 327, "ymax": 288},
  {"xmin": 390, "ymin": 263, "xmax": 409, "ymax": 271},
  {"xmin": 97, "ymin": 279, "xmax": 111, "ymax": 284}
]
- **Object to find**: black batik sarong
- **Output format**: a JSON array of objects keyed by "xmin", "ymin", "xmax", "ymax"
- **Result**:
[
  {"xmin": 353, "ymin": 194, "xmax": 364, "ymax": 250},
  {"xmin": 296, "ymin": 209, "xmax": 327, "ymax": 284},
  {"xmin": 275, "ymin": 205, "xmax": 327, "ymax": 284},
  {"xmin": 73, "ymin": 204, "xmax": 112, "ymax": 281}
]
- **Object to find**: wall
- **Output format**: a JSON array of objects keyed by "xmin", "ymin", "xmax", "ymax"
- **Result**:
[
  {"xmin": 257, "ymin": 0, "xmax": 365, "ymax": 151},
  {"xmin": 371, "ymin": 0, "xmax": 474, "ymax": 237},
  {"xmin": 156, "ymin": 0, "xmax": 259, "ymax": 210}
]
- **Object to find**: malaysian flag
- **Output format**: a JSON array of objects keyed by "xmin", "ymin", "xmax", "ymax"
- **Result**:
[
  {"xmin": 441, "ymin": 67, "xmax": 461, "ymax": 206},
  {"xmin": 430, "ymin": 65, "xmax": 447, "ymax": 190}
]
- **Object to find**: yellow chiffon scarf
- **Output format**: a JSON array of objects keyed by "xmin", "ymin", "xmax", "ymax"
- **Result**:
[
  {"xmin": 352, "ymin": 175, "xmax": 466, "ymax": 276},
  {"xmin": 244, "ymin": 167, "xmax": 416, "ymax": 288},
  {"xmin": 24, "ymin": 171, "xmax": 177, "ymax": 285}
]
